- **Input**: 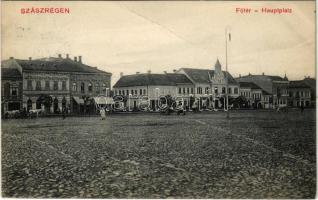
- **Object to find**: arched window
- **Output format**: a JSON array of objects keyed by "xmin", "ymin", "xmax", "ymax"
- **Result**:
[
  {"xmin": 72, "ymin": 82, "xmax": 77, "ymax": 91},
  {"xmin": 27, "ymin": 99, "xmax": 32, "ymax": 111},
  {"xmin": 88, "ymin": 82, "xmax": 93, "ymax": 92},
  {"xmin": 36, "ymin": 81, "xmax": 41, "ymax": 91},
  {"xmin": 214, "ymin": 87, "xmax": 218, "ymax": 94}
]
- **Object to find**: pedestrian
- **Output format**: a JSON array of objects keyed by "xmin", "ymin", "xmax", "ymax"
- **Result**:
[
  {"xmin": 100, "ymin": 107, "xmax": 106, "ymax": 120},
  {"xmin": 62, "ymin": 107, "xmax": 66, "ymax": 120}
]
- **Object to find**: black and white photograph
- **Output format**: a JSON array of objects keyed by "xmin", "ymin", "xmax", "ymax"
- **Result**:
[{"xmin": 1, "ymin": 1, "xmax": 316, "ymax": 198}]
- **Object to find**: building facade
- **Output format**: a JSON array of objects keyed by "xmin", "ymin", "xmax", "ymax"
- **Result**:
[
  {"xmin": 288, "ymin": 80, "xmax": 312, "ymax": 107},
  {"xmin": 177, "ymin": 59, "xmax": 240, "ymax": 109},
  {"xmin": 1, "ymin": 54, "xmax": 111, "ymax": 114},
  {"xmin": 113, "ymin": 59, "xmax": 239, "ymax": 110},
  {"xmin": 236, "ymin": 73, "xmax": 289, "ymax": 108},
  {"xmin": 1, "ymin": 68, "xmax": 23, "ymax": 113}
]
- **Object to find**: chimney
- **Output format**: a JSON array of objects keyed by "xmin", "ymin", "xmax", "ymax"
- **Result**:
[
  {"xmin": 248, "ymin": 72, "xmax": 251, "ymax": 76},
  {"xmin": 239, "ymin": 74, "xmax": 241, "ymax": 78},
  {"xmin": 74, "ymin": 56, "xmax": 77, "ymax": 62},
  {"xmin": 136, "ymin": 72, "xmax": 140, "ymax": 74},
  {"xmin": 78, "ymin": 56, "xmax": 82, "ymax": 63},
  {"xmin": 66, "ymin": 54, "xmax": 69, "ymax": 59},
  {"xmin": 29, "ymin": 57, "xmax": 32, "ymax": 60},
  {"xmin": 147, "ymin": 70, "xmax": 151, "ymax": 74},
  {"xmin": 10, "ymin": 57, "xmax": 13, "ymax": 59},
  {"xmin": 120, "ymin": 72, "xmax": 123, "ymax": 77},
  {"xmin": 163, "ymin": 71, "xmax": 167, "ymax": 74},
  {"xmin": 58, "ymin": 54, "xmax": 62, "ymax": 58},
  {"xmin": 262, "ymin": 72, "xmax": 265, "ymax": 75},
  {"xmin": 173, "ymin": 69, "xmax": 177, "ymax": 73}
]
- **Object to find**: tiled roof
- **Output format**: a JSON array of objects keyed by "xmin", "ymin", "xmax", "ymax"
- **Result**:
[
  {"xmin": 239, "ymin": 82, "xmax": 262, "ymax": 89},
  {"xmin": 180, "ymin": 68, "xmax": 238, "ymax": 84},
  {"xmin": 166, "ymin": 73, "xmax": 193, "ymax": 84},
  {"xmin": 113, "ymin": 73, "xmax": 193, "ymax": 88},
  {"xmin": 239, "ymin": 74, "xmax": 287, "ymax": 81},
  {"xmin": 113, "ymin": 74, "xmax": 175, "ymax": 88},
  {"xmin": 11, "ymin": 57, "xmax": 111, "ymax": 74},
  {"xmin": 1, "ymin": 68, "xmax": 22, "ymax": 79},
  {"xmin": 289, "ymin": 80, "xmax": 311, "ymax": 89}
]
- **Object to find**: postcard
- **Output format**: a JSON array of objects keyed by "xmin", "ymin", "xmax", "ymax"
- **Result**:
[{"xmin": 1, "ymin": 1, "xmax": 316, "ymax": 198}]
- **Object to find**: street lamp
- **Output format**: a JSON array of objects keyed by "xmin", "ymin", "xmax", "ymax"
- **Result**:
[{"xmin": 225, "ymin": 26, "xmax": 231, "ymax": 119}]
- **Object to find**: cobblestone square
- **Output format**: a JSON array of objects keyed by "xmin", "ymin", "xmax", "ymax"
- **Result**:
[{"xmin": 2, "ymin": 110, "xmax": 316, "ymax": 198}]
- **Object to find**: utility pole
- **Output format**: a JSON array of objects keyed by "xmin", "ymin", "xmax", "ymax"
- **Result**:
[{"xmin": 225, "ymin": 26, "xmax": 231, "ymax": 119}]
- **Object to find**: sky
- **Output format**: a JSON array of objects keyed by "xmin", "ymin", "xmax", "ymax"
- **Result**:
[{"xmin": 2, "ymin": 1, "xmax": 316, "ymax": 86}]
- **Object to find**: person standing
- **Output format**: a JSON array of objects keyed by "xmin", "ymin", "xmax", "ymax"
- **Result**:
[{"xmin": 100, "ymin": 107, "xmax": 106, "ymax": 120}]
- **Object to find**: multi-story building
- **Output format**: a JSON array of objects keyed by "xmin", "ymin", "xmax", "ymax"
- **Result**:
[
  {"xmin": 1, "ymin": 68, "xmax": 23, "ymax": 113},
  {"xmin": 1, "ymin": 54, "xmax": 111, "ymax": 114},
  {"xmin": 113, "ymin": 72, "xmax": 193, "ymax": 110},
  {"xmin": 177, "ymin": 59, "xmax": 240, "ymax": 109},
  {"xmin": 288, "ymin": 80, "xmax": 312, "ymax": 107},
  {"xmin": 113, "ymin": 59, "xmax": 239, "ymax": 110},
  {"xmin": 236, "ymin": 73, "xmax": 289, "ymax": 107},
  {"xmin": 302, "ymin": 77, "xmax": 316, "ymax": 107},
  {"xmin": 238, "ymin": 82, "xmax": 267, "ymax": 108}
]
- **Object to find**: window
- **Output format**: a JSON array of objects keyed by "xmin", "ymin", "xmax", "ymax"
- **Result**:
[
  {"xmin": 81, "ymin": 82, "xmax": 85, "ymax": 93},
  {"xmin": 143, "ymin": 89, "xmax": 146, "ymax": 95},
  {"xmin": 179, "ymin": 88, "xmax": 182, "ymax": 94},
  {"xmin": 53, "ymin": 81, "xmax": 58, "ymax": 91},
  {"xmin": 222, "ymin": 87, "xmax": 226, "ymax": 94},
  {"xmin": 119, "ymin": 90, "xmax": 122, "ymax": 95},
  {"xmin": 214, "ymin": 87, "xmax": 218, "ymax": 94},
  {"xmin": 72, "ymin": 82, "xmax": 77, "ymax": 91},
  {"xmin": 205, "ymin": 87, "xmax": 209, "ymax": 94},
  {"xmin": 36, "ymin": 81, "xmax": 41, "ymax": 91},
  {"xmin": 62, "ymin": 81, "xmax": 66, "ymax": 90},
  {"xmin": 126, "ymin": 90, "xmax": 129, "ymax": 95},
  {"xmin": 191, "ymin": 88, "xmax": 194, "ymax": 94},
  {"xmin": 228, "ymin": 88, "xmax": 232, "ymax": 94},
  {"xmin": 140, "ymin": 89, "xmax": 142, "ymax": 95},
  {"xmin": 187, "ymin": 88, "xmax": 189, "ymax": 94},
  {"xmin": 11, "ymin": 87, "xmax": 18, "ymax": 96},
  {"xmin": 234, "ymin": 88, "xmax": 238, "ymax": 94},
  {"xmin": 122, "ymin": 90, "xmax": 125, "ymax": 95},
  {"xmin": 197, "ymin": 87, "xmax": 202, "ymax": 94},
  {"xmin": 131, "ymin": 90, "xmax": 134, "ymax": 95},
  {"xmin": 95, "ymin": 83, "xmax": 100, "ymax": 93},
  {"xmin": 88, "ymin": 82, "xmax": 93, "ymax": 92},
  {"xmin": 183, "ymin": 88, "xmax": 186, "ymax": 94},
  {"xmin": 135, "ymin": 90, "xmax": 137, "ymax": 95},
  {"xmin": 102, "ymin": 83, "xmax": 107, "ymax": 92},
  {"xmin": 27, "ymin": 80, "xmax": 32, "ymax": 90},
  {"xmin": 45, "ymin": 81, "xmax": 50, "ymax": 90}
]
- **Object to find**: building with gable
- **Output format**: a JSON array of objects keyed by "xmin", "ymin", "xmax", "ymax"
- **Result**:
[
  {"xmin": 177, "ymin": 59, "xmax": 240, "ymax": 109},
  {"xmin": 113, "ymin": 59, "xmax": 239, "ymax": 110},
  {"xmin": 1, "ymin": 54, "xmax": 112, "ymax": 114}
]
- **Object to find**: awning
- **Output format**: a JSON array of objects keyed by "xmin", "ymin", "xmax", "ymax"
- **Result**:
[
  {"xmin": 93, "ymin": 97, "xmax": 114, "ymax": 104},
  {"xmin": 73, "ymin": 96, "xmax": 84, "ymax": 104}
]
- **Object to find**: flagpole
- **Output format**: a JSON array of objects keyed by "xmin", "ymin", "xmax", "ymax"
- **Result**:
[{"xmin": 225, "ymin": 26, "xmax": 230, "ymax": 119}]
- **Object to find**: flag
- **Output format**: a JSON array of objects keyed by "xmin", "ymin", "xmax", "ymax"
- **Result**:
[{"xmin": 229, "ymin": 33, "xmax": 231, "ymax": 41}]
